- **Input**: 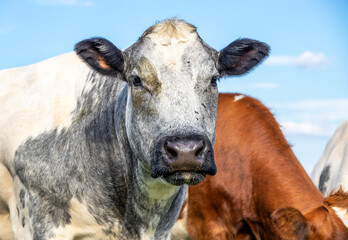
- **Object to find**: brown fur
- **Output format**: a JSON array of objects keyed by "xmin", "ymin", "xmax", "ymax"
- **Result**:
[
  {"xmin": 96, "ymin": 55, "xmax": 112, "ymax": 70},
  {"xmin": 0, "ymin": 214, "xmax": 13, "ymax": 240},
  {"xmin": 325, "ymin": 187, "xmax": 348, "ymax": 210},
  {"xmin": 182, "ymin": 93, "xmax": 348, "ymax": 239},
  {"xmin": 135, "ymin": 57, "xmax": 161, "ymax": 97}
]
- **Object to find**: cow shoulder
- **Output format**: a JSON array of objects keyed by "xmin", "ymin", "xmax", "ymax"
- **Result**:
[
  {"xmin": 311, "ymin": 120, "xmax": 348, "ymax": 195},
  {"xmin": 0, "ymin": 52, "xmax": 90, "ymax": 167}
]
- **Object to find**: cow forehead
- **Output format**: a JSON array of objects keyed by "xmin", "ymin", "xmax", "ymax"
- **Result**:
[
  {"xmin": 130, "ymin": 19, "xmax": 216, "ymax": 74},
  {"xmin": 135, "ymin": 38, "xmax": 210, "ymax": 69}
]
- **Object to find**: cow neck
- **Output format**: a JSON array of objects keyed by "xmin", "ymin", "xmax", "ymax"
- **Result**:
[
  {"xmin": 112, "ymin": 85, "xmax": 185, "ymax": 238},
  {"xmin": 123, "ymin": 147, "xmax": 185, "ymax": 238}
]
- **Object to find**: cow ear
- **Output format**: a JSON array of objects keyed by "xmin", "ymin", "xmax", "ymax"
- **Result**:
[
  {"xmin": 218, "ymin": 38, "xmax": 269, "ymax": 76},
  {"xmin": 74, "ymin": 37, "xmax": 124, "ymax": 76},
  {"xmin": 271, "ymin": 207, "xmax": 309, "ymax": 240}
]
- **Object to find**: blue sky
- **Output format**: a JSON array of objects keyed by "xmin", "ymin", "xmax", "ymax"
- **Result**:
[{"xmin": 1, "ymin": 0, "xmax": 347, "ymax": 173}]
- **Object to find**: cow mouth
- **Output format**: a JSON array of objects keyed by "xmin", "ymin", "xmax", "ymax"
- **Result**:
[{"xmin": 162, "ymin": 171, "xmax": 206, "ymax": 186}]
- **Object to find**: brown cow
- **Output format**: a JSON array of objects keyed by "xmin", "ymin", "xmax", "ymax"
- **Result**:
[{"xmin": 172, "ymin": 93, "xmax": 348, "ymax": 240}]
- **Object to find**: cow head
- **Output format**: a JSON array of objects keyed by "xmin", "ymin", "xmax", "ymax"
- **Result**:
[
  {"xmin": 75, "ymin": 19, "xmax": 269, "ymax": 186},
  {"xmin": 272, "ymin": 188, "xmax": 348, "ymax": 240}
]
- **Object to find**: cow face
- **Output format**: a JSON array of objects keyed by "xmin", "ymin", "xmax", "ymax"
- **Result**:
[{"xmin": 75, "ymin": 19, "xmax": 269, "ymax": 186}]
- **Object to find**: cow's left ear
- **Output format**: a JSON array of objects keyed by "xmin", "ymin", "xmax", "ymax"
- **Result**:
[
  {"xmin": 218, "ymin": 38, "xmax": 269, "ymax": 76},
  {"xmin": 271, "ymin": 207, "xmax": 309, "ymax": 240},
  {"xmin": 74, "ymin": 37, "xmax": 124, "ymax": 76}
]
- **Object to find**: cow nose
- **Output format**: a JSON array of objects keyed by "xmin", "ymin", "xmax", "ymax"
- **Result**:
[
  {"xmin": 164, "ymin": 139, "xmax": 205, "ymax": 171},
  {"xmin": 151, "ymin": 134, "xmax": 216, "ymax": 184},
  {"xmin": 152, "ymin": 134, "xmax": 216, "ymax": 177}
]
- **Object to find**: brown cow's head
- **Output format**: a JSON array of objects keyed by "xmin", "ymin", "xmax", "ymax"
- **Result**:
[
  {"xmin": 272, "ymin": 189, "xmax": 348, "ymax": 240},
  {"xmin": 75, "ymin": 19, "xmax": 269, "ymax": 186}
]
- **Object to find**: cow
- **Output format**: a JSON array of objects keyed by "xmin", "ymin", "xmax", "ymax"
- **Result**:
[
  {"xmin": 172, "ymin": 93, "xmax": 348, "ymax": 240},
  {"xmin": 0, "ymin": 19, "xmax": 269, "ymax": 240},
  {"xmin": 311, "ymin": 120, "xmax": 348, "ymax": 226}
]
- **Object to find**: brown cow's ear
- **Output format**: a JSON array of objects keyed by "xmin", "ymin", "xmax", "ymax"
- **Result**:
[
  {"xmin": 271, "ymin": 207, "xmax": 309, "ymax": 240},
  {"xmin": 218, "ymin": 38, "xmax": 269, "ymax": 76},
  {"xmin": 75, "ymin": 38, "xmax": 124, "ymax": 76}
]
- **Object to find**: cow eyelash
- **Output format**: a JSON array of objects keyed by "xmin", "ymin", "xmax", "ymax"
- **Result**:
[
  {"xmin": 210, "ymin": 76, "xmax": 219, "ymax": 87},
  {"xmin": 131, "ymin": 75, "xmax": 143, "ymax": 87}
]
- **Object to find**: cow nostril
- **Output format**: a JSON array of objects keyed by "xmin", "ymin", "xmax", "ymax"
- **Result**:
[
  {"xmin": 195, "ymin": 141, "xmax": 205, "ymax": 157},
  {"xmin": 167, "ymin": 148, "xmax": 178, "ymax": 159},
  {"xmin": 195, "ymin": 146, "xmax": 203, "ymax": 157},
  {"xmin": 165, "ymin": 142, "xmax": 178, "ymax": 160}
]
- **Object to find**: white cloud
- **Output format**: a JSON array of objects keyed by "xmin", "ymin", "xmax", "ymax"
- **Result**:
[
  {"xmin": 250, "ymin": 82, "xmax": 279, "ymax": 89},
  {"xmin": 273, "ymin": 98, "xmax": 348, "ymax": 138},
  {"xmin": 265, "ymin": 51, "xmax": 330, "ymax": 69},
  {"xmin": 30, "ymin": 0, "xmax": 93, "ymax": 6},
  {"xmin": 280, "ymin": 121, "xmax": 334, "ymax": 137},
  {"xmin": 296, "ymin": 52, "xmax": 329, "ymax": 68},
  {"xmin": 275, "ymin": 99, "xmax": 348, "ymax": 121}
]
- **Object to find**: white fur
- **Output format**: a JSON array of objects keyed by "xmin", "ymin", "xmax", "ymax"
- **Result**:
[
  {"xmin": 0, "ymin": 52, "xmax": 90, "ymax": 169},
  {"xmin": 233, "ymin": 94, "xmax": 245, "ymax": 102},
  {"xmin": 0, "ymin": 214, "xmax": 12, "ymax": 240},
  {"xmin": 149, "ymin": 38, "xmax": 217, "ymax": 139},
  {"xmin": 332, "ymin": 207, "xmax": 348, "ymax": 227},
  {"xmin": 311, "ymin": 120, "xmax": 348, "ymax": 227},
  {"xmin": 0, "ymin": 52, "xmax": 91, "ymax": 239},
  {"xmin": 311, "ymin": 120, "xmax": 348, "ymax": 195},
  {"xmin": 50, "ymin": 198, "xmax": 120, "ymax": 240}
]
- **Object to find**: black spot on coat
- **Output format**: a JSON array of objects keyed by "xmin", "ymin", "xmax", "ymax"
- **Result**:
[{"xmin": 319, "ymin": 165, "xmax": 331, "ymax": 193}]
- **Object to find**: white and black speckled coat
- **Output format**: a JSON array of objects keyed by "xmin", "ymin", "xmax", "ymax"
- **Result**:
[{"xmin": 0, "ymin": 19, "xmax": 269, "ymax": 240}]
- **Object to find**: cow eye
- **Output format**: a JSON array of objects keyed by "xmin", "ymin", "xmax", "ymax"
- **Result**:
[
  {"xmin": 210, "ymin": 76, "xmax": 218, "ymax": 87},
  {"xmin": 132, "ymin": 76, "xmax": 143, "ymax": 87}
]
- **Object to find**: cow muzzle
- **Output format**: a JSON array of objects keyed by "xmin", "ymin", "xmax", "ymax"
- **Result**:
[{"xmin": 151, "ymin": 134, "xmax": 216, "ymax": 186}]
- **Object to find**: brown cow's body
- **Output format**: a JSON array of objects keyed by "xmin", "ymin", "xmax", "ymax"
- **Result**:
[{"xmin": 175, "ymin": 93, "xmax": 348, "ymax": 240}]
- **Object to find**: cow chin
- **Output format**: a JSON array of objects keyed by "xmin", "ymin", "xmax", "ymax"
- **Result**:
[{"xmin": 162, "ymin": 172, "xmax": 206, "ymax": 186}]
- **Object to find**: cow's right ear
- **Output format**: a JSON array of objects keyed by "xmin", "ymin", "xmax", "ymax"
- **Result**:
[
  {"xmin": 74, "ymin": 37, "xmax": 124, "ymax": 76},
  {"xmin": 271, "ymin": 207, "xmax": 309, "ymax": 240}
]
